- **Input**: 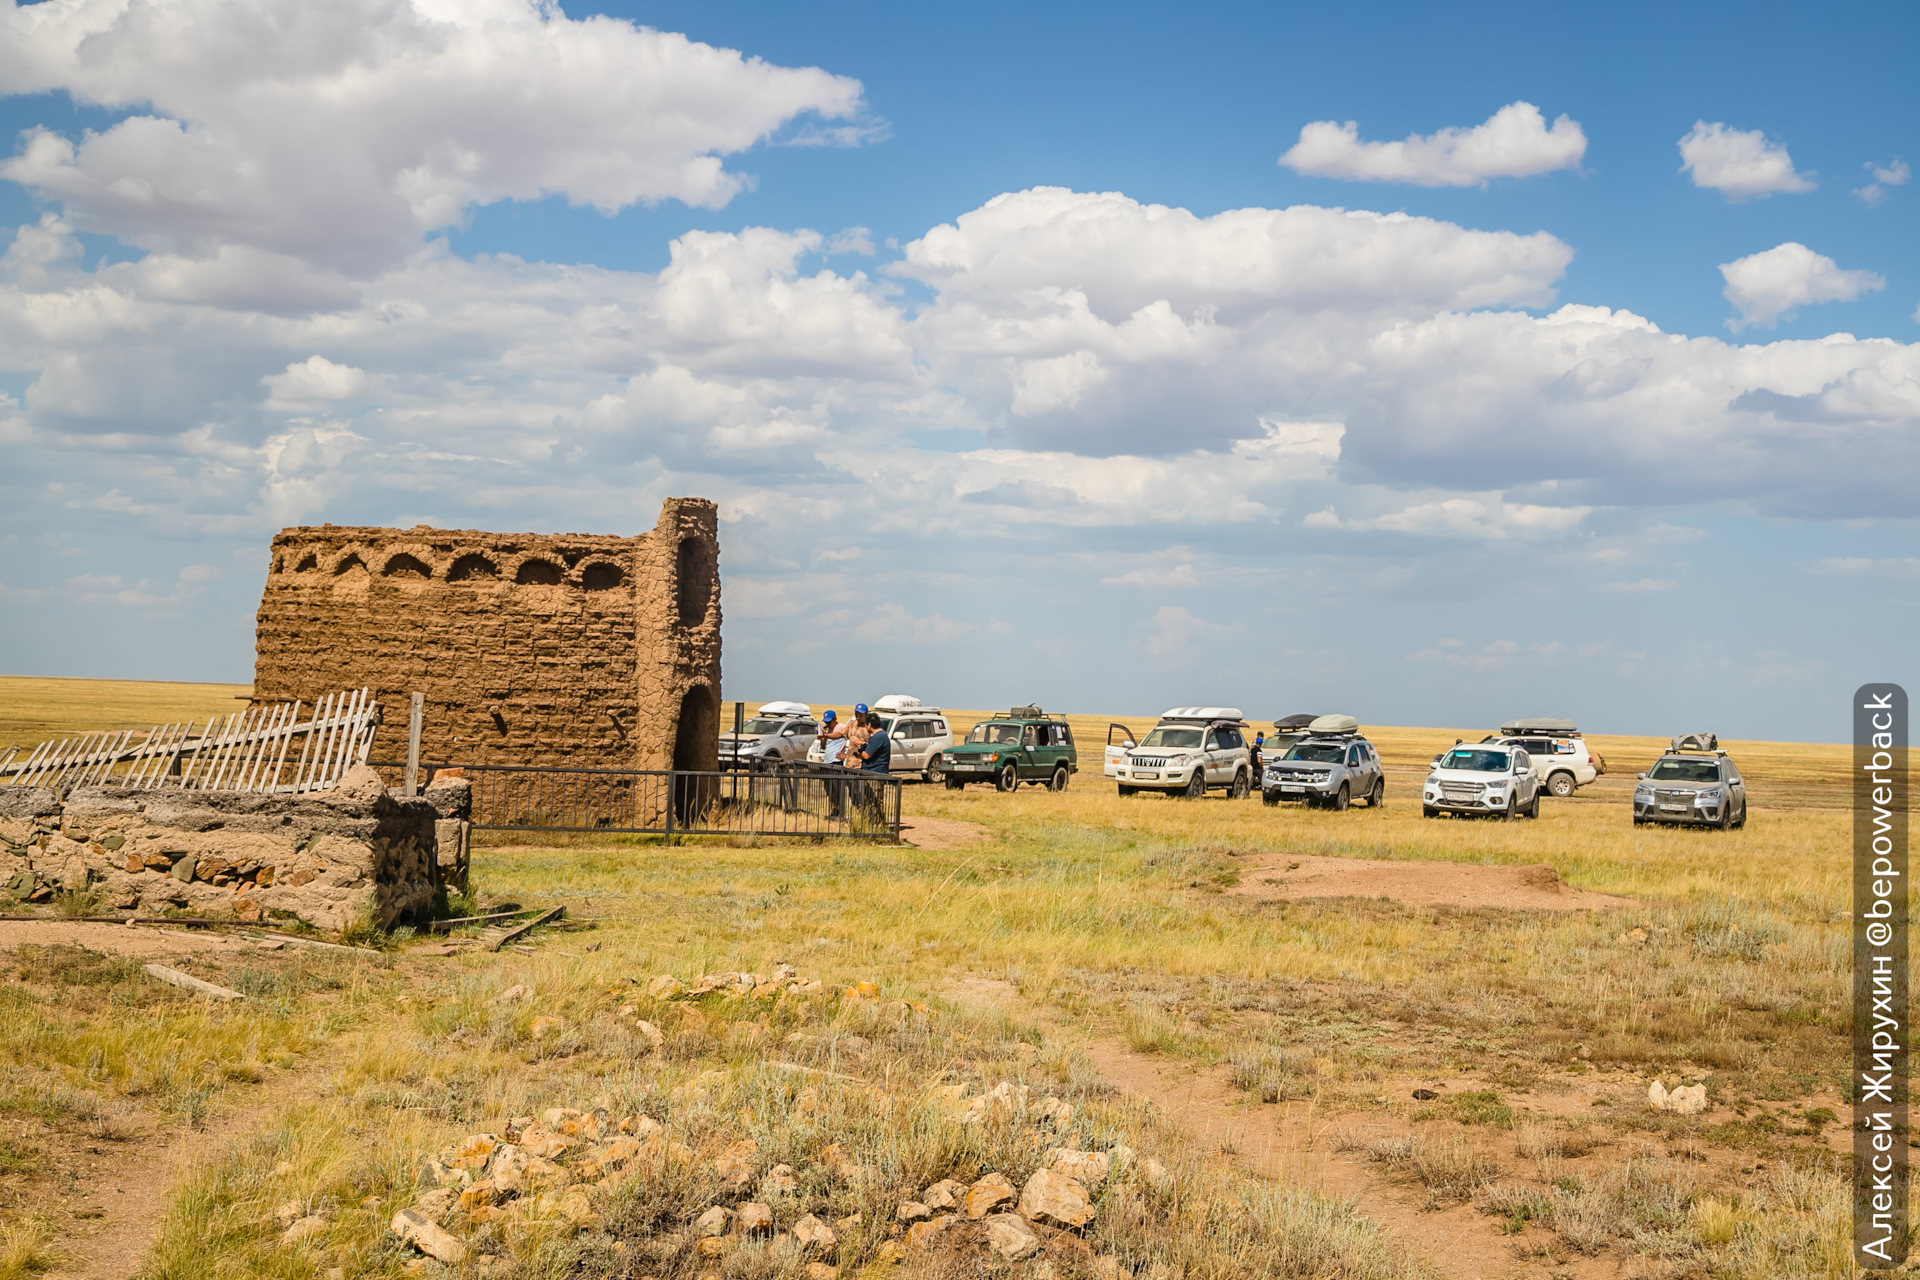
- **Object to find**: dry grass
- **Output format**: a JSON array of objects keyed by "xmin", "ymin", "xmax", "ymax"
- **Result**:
[
  {"xmin": 0, "ymin": 679, "xmax": 1877, "ymax": 1277},
  {"xmin": 0, "ymin": 675, "xmax": 251, "ymax": 754}
]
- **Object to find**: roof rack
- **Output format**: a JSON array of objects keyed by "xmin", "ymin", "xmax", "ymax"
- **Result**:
[{"xmin": 1002, "ymin": 705, "xmax": 1066, "ymax": 720}]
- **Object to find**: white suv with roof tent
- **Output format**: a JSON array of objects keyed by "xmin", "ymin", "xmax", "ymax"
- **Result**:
[
  {"xmin": 1107, "ymin": 707, "xmax": 1253, "ymax": 798},
  {"xmin": 1486, "ymin": 717, "xmax": 1598, "ymax": 797}
]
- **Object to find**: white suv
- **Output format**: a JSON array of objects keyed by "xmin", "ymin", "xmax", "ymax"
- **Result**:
[
  {"xmin": 1423, "ymin": 743, "xmax": 1543, "ymax": 819},
  {"xmin": 1108, "ymin": 707, "xmax": 1254, "ymax": 798},
  {"xmin": 1489, "ymin": 718, "xmax": 1597, "ymax": 797}
]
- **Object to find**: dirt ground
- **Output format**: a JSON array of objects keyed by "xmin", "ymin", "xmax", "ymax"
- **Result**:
[
  {"xmin": 900, "ymin": 815, "xmax": 992, "ymax": 850},
  {"xmin": 0, "ymin": 920, "xmax": 277, "ymax": 958},
  {"xmin": 1229, "ymin": 854, "xmax": 1635, "ymax": 912}
]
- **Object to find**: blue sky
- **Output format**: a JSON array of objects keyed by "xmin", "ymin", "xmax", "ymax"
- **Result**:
[{"xmin": 0, "ymin": 0, "xmax": 1914, "ymax": 742}]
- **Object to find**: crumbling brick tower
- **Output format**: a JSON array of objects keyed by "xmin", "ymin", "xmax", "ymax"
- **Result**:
[{"xmin": 251, "ymin": 498, "xmax": 721, "ymax": 773}]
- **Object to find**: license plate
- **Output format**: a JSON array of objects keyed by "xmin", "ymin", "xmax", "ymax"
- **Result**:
[
  {"xmin": 1659, "ymin": 804, "xmax": 1686, "ymax": 812},
  {"xmin": 1136, "ymin": 772, "xmax": 1159, "ymax": 780},
  {"xmin": 1281, "ymin": 786, "xmax": 1305, "ymax": 794}
]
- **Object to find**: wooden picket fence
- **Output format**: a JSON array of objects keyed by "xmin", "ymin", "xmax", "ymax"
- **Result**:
[{"xmin": 0, "ymin": 689, "xmax": 380, "ymax": 795}]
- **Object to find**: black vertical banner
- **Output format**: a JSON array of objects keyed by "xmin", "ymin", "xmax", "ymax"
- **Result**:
[{"xmin": 1856, "ymin": 684, "xmax": 1909, "ymax": 1268}]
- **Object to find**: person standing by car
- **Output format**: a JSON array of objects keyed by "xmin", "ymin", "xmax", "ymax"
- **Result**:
[
  {"xmin": 856, "ymin": 711, "xmax": 892, "ymax": 822},
  {"xmin": 817, "ymin": 709, "xmax": 848, "ymax": 817},
  {"xmin": 1251, "ymin": 731, "xmax": 1266, "ymax": 780}
]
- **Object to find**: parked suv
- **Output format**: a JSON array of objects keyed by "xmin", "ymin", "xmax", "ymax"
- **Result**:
[
  {"xmin": 1633, "ymin": 737, "xmax": 1747, "ymax": 829},
  {"xmin": 938, "ymin": 707, "xmax": 1077, "ymax": 791},
  {"xmin": 1423, "ymin": 743, "xmax": 1543, "ymax": 819},
  {"xmin": 807, "ymin": 696, "xmax": 953, "ymax": 782},
  {"xmin": 1110, "ymin": 707, "xmax": 1252, "ymax": 798},
  {"xmin": 1260, "ymin": 715, "xmax": 1384, "ymax": 809},
  {"xmin": 1486, "ymin": 718, "xmax": 1598, "ymax": 797},
  {"xmin": 720, "ymin": 702, "xmax": 819, "ymax": 770}
]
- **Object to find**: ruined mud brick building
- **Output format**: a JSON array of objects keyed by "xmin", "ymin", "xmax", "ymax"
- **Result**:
[{"xmin": 252, "ymin": 498, "xmax": 720, "ymax": 773}]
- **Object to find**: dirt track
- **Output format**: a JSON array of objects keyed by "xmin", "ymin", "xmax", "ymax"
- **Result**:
[{"xmin": 1230, "ymin": 855, "xmax": 1633, "ymax": 912}]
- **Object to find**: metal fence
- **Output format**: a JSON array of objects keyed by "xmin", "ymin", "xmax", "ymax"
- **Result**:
[{"xmin": 370, "ymin": 762, "xmax": 902, "ymax": 842}]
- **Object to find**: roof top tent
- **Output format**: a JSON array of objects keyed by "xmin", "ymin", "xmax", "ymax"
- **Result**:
[
  {"xmin": 1671, "ymin": 732, "xmax": 1720, "ymax": 753},
  {"xmin": 757, "ymin": 701, "xmax": 812, "ymax": 718},
  {"xmin": 874, "ymin": 694, "xmax": 935, "ymax": 715},
  {"xmin": 1306, "ymin": 714, "xmax": 1360, "ymax": 736},
  {"xmin": 1500, "ymin": 717, "xmax": 1580, "ymax": 736},
  {"xmin": 1160, "ymin": 706, "xmax": 1246, "ymax": 724}
]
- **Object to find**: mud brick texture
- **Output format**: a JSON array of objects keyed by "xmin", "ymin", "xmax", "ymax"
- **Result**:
[{"xmin": 252, "ymin": 498, "xmax": 722, "ymax": 773}]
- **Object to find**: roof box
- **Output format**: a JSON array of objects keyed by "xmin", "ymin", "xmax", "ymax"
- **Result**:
[
  {"xmin": 873, "ymin": 694, "xmax": 922, "ymax": 713},
  {"xmin": 1307, "ymin": 714, "xmax": 1359, "ymax": 735},
  {"xmin": 1501, "ymin": 717, "xmax": 1579, "ymax": 736},
  {"xmin": 756, "ymin": 701, "xmax": 811, "ymax": 717},
  {"xmin": 1672, "ymin": 732, "xmax": 1719, "ymax": 753},
  {"xmin": 1273, "ymin": 713, "xmax": 1319, "ymax": 731},
  {"xmin": 1160, "ymin": 706, "xmax": 1245, "ymax": 723}
]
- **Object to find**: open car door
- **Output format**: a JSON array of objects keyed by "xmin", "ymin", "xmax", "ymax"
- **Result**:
[{"xmin": 1105, "ymin": 723, "xmax": 1138, "ymax": 778}]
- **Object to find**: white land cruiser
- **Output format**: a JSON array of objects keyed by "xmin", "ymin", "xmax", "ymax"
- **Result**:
[
  {"xmin": 1423, "ymin": 743, "xmax": 1543, "ymax": 819},
  {"xmin": 806, "ymin": 694, "xmax": 953, "ymax": 782},
  {"xmin": 1488, "ymin": 717, "xmax": 1598, "ymax": 797},
  {"xmin": 1109, "ymin": 707, "xmax": 1253, "ymax": 798}
]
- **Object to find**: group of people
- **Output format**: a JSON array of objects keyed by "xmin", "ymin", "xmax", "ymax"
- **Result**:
[{"xmin": 814, "ymin": 703, "xmax": 891, "ymax": 819}]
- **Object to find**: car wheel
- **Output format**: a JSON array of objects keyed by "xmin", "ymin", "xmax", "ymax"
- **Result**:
[
  {"xmin": 1633, "ymin": 817, "xmax": 1644, "ymax": 826},
  {"xmin": 1262, "ymin": 789, "xmax": 1281, "ymax": 806},
  {"xmin": 1422, "ymin": 805, "xmax": 1438, "ymax": 819},
  {"xmin": 996, "ymin": 763, "xmax": 1019, "ymax": 793},
  {"xmin": 1182, "ymin": 770, "xmax": 1206, "ymax": 799},
  {"xmin": 1049, "ymin": 764, "xmax": 1070, "ymax": 792},
  {"xmin": 944, "ymin": 776, "xmax": 964, "ymax": 790},
  {"xmin": 1229, "ymin": 769, "xmax": 1250, "ymax": 800},
  {"xmin": 1368, "ymin": 777, "xmax": 1385, "ymax": 808},
  {"xmin": 1733, "ymin": 798, "xmax": 1747, "ymax": 829},
  {"xmin": 1118, "ymin": 784, "xmax": 1137, "ymax": 797},
  {"xmin": 1548, "ymin": 772, "xmax": 1575, "ymax": 798},
  {"xmin": 1715, "ymin": 800, "xmax": 1732, "ymax": 831},
  {"xmin": 1330, "ymin": 782, "xmax": 1349, "ymax": 812},
  {"xmin": 1526, "ymin": 790, "xmax": 1540, "ymax": 818}
]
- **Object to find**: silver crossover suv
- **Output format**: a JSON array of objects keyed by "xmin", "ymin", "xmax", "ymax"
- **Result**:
[
  {"xmin": 1260, "ymin": 717, "xmax": 1385, "ymax": 810},
  {"xmin": 719, "ymin": 702, "xmax": 820, "ymax": 770},
  {"xmin": 1633, "ymin": 740, "xmax": 1748, "ymax": 829}
]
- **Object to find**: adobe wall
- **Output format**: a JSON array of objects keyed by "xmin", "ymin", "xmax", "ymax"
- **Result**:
[{"xmin": 251, "ymin": 498, "xmax": 721, "ymax": 773}]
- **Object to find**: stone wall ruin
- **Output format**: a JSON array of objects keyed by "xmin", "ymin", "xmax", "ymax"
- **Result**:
[{"xmin": 251, "ymin": 498, "xmax": 721, "ymax": 773}]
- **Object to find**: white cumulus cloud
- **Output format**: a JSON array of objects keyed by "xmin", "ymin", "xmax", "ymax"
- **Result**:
[
  {"xmin": 1854, "ymin": 158, "xmax": 1910, "ymax": 206},
  {"xmin": 1279, "ymin": 101, "xmax": 1586, "ymax": 187},
  {"xmin": 1678, "ymin": 121, "xmax": 1816, "ymax": 200},
  {"xmin": 262, "ymin": 355, "xmax": 369, "ymax": 409},
  {"xmin": 0, "ymin": 0, "xmax": 872, "ymax": 275},
  {"xmin": 1719, "ymin": 242, "xmax": 1885, "ymax": 330}
]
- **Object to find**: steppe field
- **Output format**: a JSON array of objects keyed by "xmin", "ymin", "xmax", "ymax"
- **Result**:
[{"xmin": 0, "ymin": 678, "xmax": 1872, "ymax": 1280}]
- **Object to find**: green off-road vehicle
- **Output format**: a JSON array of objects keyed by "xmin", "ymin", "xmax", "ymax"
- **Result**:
[{"xmin": 936, "ymin": 706, "xmax": 1078, "ymax": 792}]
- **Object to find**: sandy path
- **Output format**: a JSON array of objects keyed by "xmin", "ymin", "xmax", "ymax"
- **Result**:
[
  {"xmin": 0, "ymin": 919, "xmax": 276, "ymax": 957},
  {"xmin": 1230, "ymin": 855, "xmax": 1633, "ymax": 912}
]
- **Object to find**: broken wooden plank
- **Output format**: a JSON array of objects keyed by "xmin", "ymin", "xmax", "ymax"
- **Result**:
[
  {"xmin": 482, "ymin": 905, "xmax": 564, "ymax": 952},
  {"xmin": 426, "ymin": 908, "xmax": 537, "ymax": 932},
  {"xmin": 143, "ymin": 963, "xmax": 246, "ymax": 1000}
]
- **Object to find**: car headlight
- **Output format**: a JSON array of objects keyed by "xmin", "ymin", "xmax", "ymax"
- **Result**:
[{"xmin": 1696, "ymin": 787, "xmax": 1724, "ymax": 804}]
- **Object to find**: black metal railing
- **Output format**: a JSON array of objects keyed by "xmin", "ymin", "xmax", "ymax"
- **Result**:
[{"xmin": 368, "ymin": 762, "xmax": 902, "ymax": 841}]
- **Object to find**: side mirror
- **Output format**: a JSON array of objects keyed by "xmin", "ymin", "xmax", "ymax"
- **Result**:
[
  {"xmin": 1637, "ymin": 772, "xmax": 1647, "ymax": 780},
  {"xmin": 1123, "ymin": 740, "xmax": 1136, "ymax": 749}
]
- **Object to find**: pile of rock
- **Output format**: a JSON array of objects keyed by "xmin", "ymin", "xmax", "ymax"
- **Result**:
[
  {"xmin": 0, "ymin": 766, "xmax": 467, "ymax": 933},
  {"xmin": 646, "ymin": 965, "xmax": 825, "ymax": 1001}
]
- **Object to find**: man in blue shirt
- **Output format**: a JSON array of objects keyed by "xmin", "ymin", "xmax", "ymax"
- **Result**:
[{"xmin": 854, "ymin": 711, "xmax": 892, "ymax": 824}]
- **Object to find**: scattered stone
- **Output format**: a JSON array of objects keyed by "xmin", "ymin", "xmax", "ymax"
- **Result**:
[
  {"xmin": 516, "ymin": 1124, "xmax": 573, "ymax": 1159},
  {"xmin": 449, "ymin": 1134, "xmax": 499, "ymax": 1170},
  {"xmin": 803, "ymin": 1264, "xmax": 836, "ymax": 1280},
  {"xmin": 1045, "ymin": 1148, "xmax": 1110, "ymax": 1188},
  {"xmin": 282, "ymin": 1214, "xmax": 328, "ymax": 1243},
  {"xmin": 530, "ymin": 1015, "xmax": 566, "ymax": 1040},
  {"xmin": 922, "ymin": 1178, "xmax": 965, "ymax": 1212},
  {"xmin": 413, "ymin": 1189, "xmax": 456, "ymax": 1220},
  {"xmin": 695, "ymin": 1206, "xmax": 732, "ymax": 1237},
  {"xmin": 713, "ymin": 1138, "xmax": 760, "ymax": 1188},
  {"xmin": 873, "ymin": 1240, "xmax": 905, "ymax": 1265},
  {"xmin": 905, "ymin": 1215, "xmax": 957, "ymax": 1250},
  {"xmin": 1019, "ymin": 1168, "xmax": 1096, "ymax": 1229},
  {"xmin": 1092, "ymin": 1257, "xmax": 1127, "ymax": 1280},
  {"xmin": 696, "ymin": 1236, "xmax": 729, "ymax": 1259},
  {"xmin": 273, "ymin": 1200, "xmax": 306, "ymax": 1228},
  {"xmin": 648, "ymin": 975, "xmax": 685, "ymax": 999},
  {"xmin": 1137, "ymin": 1157, "xmax": 1171, "ymax": 1189},
  {"xmin": 791, "ymin": 1212, "xmax": 836, "ymax": 1254},
  {"xmin": 819, "ymin": 1143, "xmax": 862, "ymax": 1181},
  {"xmin": 493, "ymin": 984, "xmax": 531, "ymax": 1004},
  {"xmin": 736, "ymin": 1202, "xmax": 774, "ymax": 1235},
  {"xmin": 392, "ymin": 1207, "xmax": 467, "ymax": 1263},
  {"xmin": 984, "ymin": 1213, "xmax": 1042, "ymax": 1261},
  {"xmin": 834, "ymin": 1212, "xmax": 862, "ymax": 1233},
  {"xmin": 897, "ymin": 1201, "xmax": 931, "ymax": 1224},
  {"xmin": 763, "ymin": 1163, "xmax": 799, "ymax": 1195},
  {"xmin": 633, "ymin": 1018, "xmax": 665, "ymax": 1049},
  {"xmin": 1035, "ymin": 1096, "xmax": 1074, "ymax": 1126},
  {"xmin": 1649, "ymin": 1080, "xmax": 1708, "ymax": 1115},
  {"xmin": 1412, "ymin": 1089, "xmax": 1440, "ymax": 1101},
  {"xmin": 964, "ymin": 1172, "xmax": 1016, "ymax": 1219}
]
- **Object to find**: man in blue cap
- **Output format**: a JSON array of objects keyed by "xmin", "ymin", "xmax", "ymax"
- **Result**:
[
  {"xmin": 852, "ymin": 707, "xmax": 892, "ymax": 823},
  {"xmin": 817, "ymin": 709, "xmax": 848, "ymax": 817}
]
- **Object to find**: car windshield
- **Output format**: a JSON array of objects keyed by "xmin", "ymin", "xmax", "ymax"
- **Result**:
[
  {"xmin": 739, "ymin": 718, "xmax": 786, "ymax": 735},
  {"xmin": 1440, "ymin": 748, "xmax": 1511, "ymax": 772},
  {"xmin": 1650, "ymin": 759, "xmax": 1721, "ymax": 783},
  {"xmin": 967, "ymin": 722, "xmax": 1023, "ymax": 745},
  {"xmin": 1138, "ymin": 727, "xmax": 1203, "ymax": 749},
  {"xmin": 1284, "ymin": 743, "xmax": 1344, "ymax": 763}
]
